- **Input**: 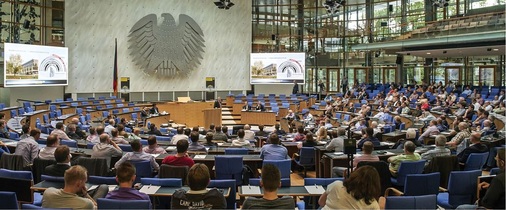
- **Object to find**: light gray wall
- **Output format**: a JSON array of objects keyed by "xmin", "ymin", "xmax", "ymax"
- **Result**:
[
  {"xmin": 1, "ymin": 86, "xmax": 64, "ymax": 107},
  {"xmin": 255, "ymin": 84, "xmax": 294, "ymax": 95},
  {"xmin": 65, "ymin": 0, "xmax": 251, "ymax": 94}
]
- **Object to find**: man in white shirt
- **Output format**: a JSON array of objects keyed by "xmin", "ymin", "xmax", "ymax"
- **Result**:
[
  {"xmin": 373, "ymin": 108, "xmax": 386, "ymax": 122},
  {"xmin": 231, "ymin": 129, "xmax": 252, "ymax": 148},
  {"xmin": 14, "ymin": 129, "xmax": 41, "ymax": 166},
  {"xmin": 38, "ymin": 134, "xmax": 60, "ymax": 160},
  {"xmin": 418, "ymin": 120, "xmax": 440, "ymax": 145},
  {"xmin": 325, "ymin": 128, "xmax": 346, "ymax": 152},
  {"xmin": 50, "ymin": 122, "xmax": 70, "ymax": 140},
  {"xmin": 171, "ymin": 127, "xmax": 189, "ymax": 144},
  {"xmin": 104, "ymin": 119, "xmax": 115, "ymax": 135},
  {"xmin": 243, "ymin": 124, "xmax": 255, "ymax": 142}
]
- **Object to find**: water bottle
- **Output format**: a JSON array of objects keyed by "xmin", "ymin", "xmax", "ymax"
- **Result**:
[{"xmin": 147, "ymin": 121, "xmax": 151, "ymax": 129}]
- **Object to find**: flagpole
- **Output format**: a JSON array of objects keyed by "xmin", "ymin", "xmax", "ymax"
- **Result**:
[{"xmin": 113, "ymin": 38, "xmax": 118, "ymax": 97}]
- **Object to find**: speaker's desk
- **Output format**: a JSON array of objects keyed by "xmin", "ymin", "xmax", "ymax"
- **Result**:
[
  {"xmin": 241, "ymin": 111, "xmax": 276, "ymax": 125},
  {"xmin": 156, "ymin": 102, "xmax": 219, "ymax": 128}
]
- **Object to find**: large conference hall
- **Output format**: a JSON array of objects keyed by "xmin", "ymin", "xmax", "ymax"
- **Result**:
[{"xmin": 0, "ymin": 0, "xmax": 504, "ymax": 209}]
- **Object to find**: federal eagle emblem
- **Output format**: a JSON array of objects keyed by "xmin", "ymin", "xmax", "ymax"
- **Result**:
[{"xmin": 128, "ymin": 14, "xmax": 205, "ymax": 77}]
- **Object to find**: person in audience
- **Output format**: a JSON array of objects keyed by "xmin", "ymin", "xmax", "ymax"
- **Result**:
[
  {"xmin": 255, "ymin": 124, "xmax": 268, "ymax": 137},
  {"xmin": 315, "ymin": 121, "xmax": 328, "ymax": 141},
  {"xmin": 481, "ymin": 120, "xmax": 493, "ymax": 133},
  {"xmin": 42, "ymin": 165, "xmax": 108, "ymax": 209},
  {"xmin": 457, "ymin": 132, "xmax": 488, "ymax": 165},
  {"xmin": 86, "ymin": 127, "xmax": 99, "ymax": 143},
  {"xmin": 221, "ymin": 126, "xmax": 231, "ymax": 139},
  {"xmin": 493, "ymin": 101, "xmax": 505, "ymax": 114},
  {"xmin": 0, "ymin": 119, "xmax": 10, "ymax": 139},
  {"xmin": 483, "ymin": 101, "xmax": 493, "ymax": 112},
  {"xmin": 421, "ymin": 135, "xmax": 450, "ymax": 165},
  {"xmin": 388, "ymin": 141, "xmax": 421, "ymax": 176},
  {"xmin": 463, "ymin": 105, "xmax": 475, "ymax": 121},
  {"xmin": 111, "ymin": 128, "xmax": 129, "ymax": 144},
  {"xmin": 297, "ymin": 133, "xmax": 317, "ymax": 149},
  {"xmin": 302, "ymin": 109, "xmax": 315, "ymax": 125},
  {"xmin": 231, "ymin": 129, "xmax": 252, "ymax": 148},
  {"xmin": 117, "ymin": 124, "xmax": 128, "ymax": 138},
  {"xmin": 171, "ymin": 163, "xmax": 226, "ymax": 209},
  {"xmin": 446, "ymin": 122, "xmax": 471, "ymax": 150},
  {"xmin": 0, "ymin": 141, "xmax": 10, "ymax": 157},
  {"xmin": 293, "ymin": 125, "xmax": 306, "ymax": 142},
  {"xmin": 68, "ymin": 118, "xmax": 86, "ymax": 139},
  {"xmin": 140, "ymin": 107, "xmax": 150, "ymax": 120},
  {"xmin": 242, "ymin": 101, "xmax": 252, "ymax": 111},
  {"xmin": 143, "ymin": 135, "xmax": 167, "ymax": 154},
  {"xmin": 319, "ymin": 165, "xmax": 381, "ymax": 209},
  {"xmin": 51, "ymin": 122, "xmax": 70, "ymax": 140},
  {"xmin": 147, "ymin": 123, "xmax": 163, "ymax": 136},
  {"xmin": 243, "ymin": 124, "xmax": 255, "ymax": 142},
  {"xmin": 454, "ymin": 101, "xmax": 467, "ymax": 117},
  {"xmin": 356, "ymin": 127, "xmax": 380, "ymax": 149},
  {"xmin": 417, "ymin": 120, "xmax": 440, "ymax": 144},
  {"xmin": 285, "ymin": 110, "xmax": 295, "ymax": 120},
  {"xmin": 150, "ymin": 103, "xmax": 159, "ymax": 115},
  {"xmin": 255, "ymin": 101, "xmax": 265, "ymax": 111},
  {"xmin": 212, "ymin": 125, "xmax": 228, "ymax": 141},
  {"xmin": 104, "ymin": 119, "xmax": 116, "ymax": 135},
  {"xmin": 114, "ymin": 139, "xmax": 159, "ymax": 171},
  {"xmin": 39, "ymin": 134, "xmax": 60, "ymax": 160},
  {"xmin": 332, "ymin": 141, "xmax": 380, "ymax": 177},
  {"xmin": 325, "ymin": 128, "xmax": 346, "ymax": 152},
  {"xmin": 370, "ymin": 121, "xmax": 381, "ymax": 136},
  {"xmin": 91, "ymin": 133, "xmax": 123, "ymax": 168},
  {"xmin": 417, "ymin": 109, "xmax": 436, "ymax": 123},
  {"xmin": 188, "ymin": 131, "xmax": 207, "ymax": 152},
  {"xmin": 128, "ymin": 128, "xmax": 142, "ymax": 141},
  {"xmin": 162, "ymin": 139, "xmax": 195, "ymax": 167},
  {"xmin": 14, "ymin": 129, "xmax": 41, "ymax": 166},
  {"xmin": 171, "ymin": 127, "xmax": 189, "ymax": 144},
  {"xmin": 204, "ymin": 132, "xmax": 218, "ymax": 148},
  {"xmin": 106, "ymin": 162, "xmax": 151, "ymax": 202},
  {"xmin": 260, "ymin": 133, "xmax": 288, "ymax": 160},
  {"xmin": 65, "ymin": 124, "xmax": 81, "ymax": 140},
  {"xmin": 19, "ymin": 124, "xmax": 30, "ymax": 139},
  {"xmin": 242, "ymin": 164, "xmax": 295, "ymax": 209},
  {"xmin": 205, "ymin": 124, "xmax": 215, "ymax": 134},
  {"xmin": 270, "ymin": 123, "xmax": 285, "ymax": 136},
  {"xmin": 44, "ymin": 145, "xmax": 71, "ymax": 177}
]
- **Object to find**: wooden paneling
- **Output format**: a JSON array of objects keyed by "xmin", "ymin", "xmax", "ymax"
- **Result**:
[
  {"xmin": 241, "ymin": 111, "xmax": 276, "ymax": 125},
  {"xmin": 203, "ymin": 109, "xmax": 222, "ymax": 128},
  {"xmin": 157, "ymin": 102, "xmax": 215, "ymax": 127}
]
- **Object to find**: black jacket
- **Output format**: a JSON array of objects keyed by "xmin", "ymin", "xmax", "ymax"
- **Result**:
[{"xmin": 44, "ymin": 163, "xmax": 70, "ymax": 177}]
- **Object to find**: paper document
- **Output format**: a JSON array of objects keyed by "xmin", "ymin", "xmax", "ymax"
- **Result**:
[
  {"xmin": 194, "ymin": 155, "xmax": 206, "ymax": 159},
  {"xmin": 108, "ymin": 185, "xmax": 117, "ymax": 191},
  {"xmin": 241, "ymin": 185, "xmax": 261, "ymax": 195},
  {"xmin": 305, "ymin": 185, "xmax": 325, "ymax": 194},
  {"xmin": 4, "ymin": 142, "xmax": 17, "ymax": 146},
  {"xmin": 217, "ymin": 143, "xmax": 224, "ymax": 146},
  {"xmin": 166, "ymin": 146, "xmax": 177, "ymax": 150},
  {"xmin": 139, "ymin": 185, "xmax": 161, "ymax": 195},
  {"xmin": 88, "ymin": 185, "xmax": 98, "ymax": 191},
  {"xmin": 151, "ymin": 154, "xmax": 160, "ymax": 158}
]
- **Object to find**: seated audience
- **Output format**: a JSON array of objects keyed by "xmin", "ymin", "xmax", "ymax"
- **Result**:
[
  {"xmin": 388, "ymin": 141, "xmax": 421, "ymax": 176},
  {"xmin": 315, "ymin": 121, "xmax": 328, "ymax": 141},
  {"xmin": 106, "ymin": 162, "xmax": 151, "ymax": 202},
  {"xmin": 19, "ymin": 124, "xmax": 30, "ymax": 140},
  {"xmin": 68, "ymin": 118, "xmax": 86, "ymax": 139},
  {"xmin": 243, "ymin": 124, "xmax": 255, "ymax": 142},
  {"xmin": 65, "ymin": 124, "xmax": 81, "ymax": 140},
  {"xmin": 128, "ymin": 128, "xmax": 142, "ymax": 141},
  {"xmin": 293, "ymin": 125, "xmax": 306, "ymax": 142},
  {"xmin": 86, "ymin": 127, "xmax": 99, "ymax": 143},
  {"xmin": 162, "ymin": 139, "xmax": 195, "ymax": 168},
  {"xmin": 188, "ymin": 131, "xmax": 207, "ymax": 152},
  {"xmin": 14, "ymin": 129, "xmax": 41, "ymax": 166},
  {"xmin": 42, "ymin": 165, "xmax": 108, "ymax": 209},
  {"xmin": 260, "ymin": 134, "xmax": 288, "ymax": 160},
  {"xmin": 325, "ymin": 128, "xmax": 346, "ymax": 152},
  {"xmin": 332, "ymin": 141, "xmax": 380, "ymax": 177},
  {"xmin": 421, "ymin": 135, "xmax": 451, "ymax": 165},
  {"xmin": 417, "ymin": 120, "xmax": 440, "ymax": 144},
  {"xmin": 203, "ymin": 132, "xmax": 218, "ymax": 148},
  {"xmin": 44, "ymin": 145, "xmax": 71, "ymax": 177},
  {"xmin": 171, "ymin": 127, "xmax": 189, "ymax": 144},
  {"xmin": 273, "ymin": 123, "xmax": 287, "ymax": 136},
  {"xmin": 104, "ymin": 119, "xmax": 115, "ymax": 135},
  {"xmin": 319, "ymin": 165, "xmax": 381, "ymax": 209},
  {"xmin": 457, "ymin": 132, "xmax": 488, "ymax": 165},
  {"xmin": 297, "ymin": 133, "xmax": 318, "ymax": 149},
  {"xmin": 51, "ymin": 122, "xmax": 70, "ymax": 140},
  {"xmin": 231, "ymin": 129, "xmax": 252, "ymax": 148},
  {"xmin": 114, "ymin": 139, "xmax": 159, "ymax": 172},
  {"xmin": 255, "ymin": 124, "xmax": 268, "ymax": 137},
  {"xmin": 446, "ymin": 122, "xmax": 471, "ymax": 150},
  {"xmin": 38, "ymin": 134, "xmax": 60, "ymax": 160},
  {"xmin": 356, "ymin": 127, "xmax": 380, "ymax": 149},
  {"xmin": 91, "ymin": 133, "xmax": 123, "ymax": 168},
  {"xmin": 171, "ymin": 163, "xmax": 226, "ymax": 209},
  {"xmin": 142, "ymin": 135, "xmax": 167, "ymax": 154},
  {"xmin": 146, "ymin": 123, "xmax": 163, "ymax": 136},
  {"xmin": 0, "ymin": 119, "xmax": 9, "ymax": 139},
  {"xmin": 242, "ymin": 164, "xmax": 295, "ymax": 209},
  {"xmin": 111, "ymin": 128, "xmax": 129, "ymax": 144},
  {"xmin": 212, "ymin": 125, "xmax": 228, "ymax": 141}
]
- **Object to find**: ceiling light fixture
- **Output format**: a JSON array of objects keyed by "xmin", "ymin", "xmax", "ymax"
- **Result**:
[
  {"xmin": 214, "ymin": 0, "xmax": 234, "ymax": 10},
  {"xmin": 323, "ymin": 0, "xmax": 345, "ymax": 14},
  {"xmin": 432, "ymin": 0, "xmax": 449, "ymax": 8},
  {"xmin": 492, "ymin": 49, "xmax": 499, "ymax": 51},
  {"xmin": 426, "ymin": 52, "xmax": 431, "ymax": 54}
]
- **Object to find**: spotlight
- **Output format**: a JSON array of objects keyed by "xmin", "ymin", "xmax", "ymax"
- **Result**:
[
  {"xmin": 432, "ymin": 0, "xmax": 449, "ymax": 8},
  {"xmin": 214, "ymin": 0, "xmax": 234, "ymax": 10},
  {"xmin": 323, "ymin": 0, "xmax": 345, "ymax": 14}
]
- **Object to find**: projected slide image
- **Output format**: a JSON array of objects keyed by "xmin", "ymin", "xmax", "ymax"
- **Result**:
[
  {"xmin": 4, "ymin": 43, "xmax": 68, "ymax": 87},
  {"xmin": 250, "ymin": 53, "xmax": 305, "ymax": 84}
]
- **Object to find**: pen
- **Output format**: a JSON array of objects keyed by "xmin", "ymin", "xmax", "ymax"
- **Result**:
[
  {"xmin": 314, "ymin": 184, "xmax": 318, "ymax": 189},
  {"xmin": 148, "ymin": 184, "xmax": 151, "ymax": 189},
  {"xmin": 248, "ymin": 184, "xmax": 251, "ymax": 189}
]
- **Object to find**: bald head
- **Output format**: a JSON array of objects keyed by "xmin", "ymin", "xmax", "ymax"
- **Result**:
[
  {"xmin": 109, "ymin": 119, "xmax": 115, "ymax": 125},
  {"xmin": 99, "ymin": 134, "xmax": 110, "ymax": 143},
  {"xmin": 244, "ymin": 124, "xmax": 250, "ymax": 130},
  {"xmin": 71, "ymin": 118, "xmax": 79, "ymax": 124},
  {"xmin": 470, "ymin": 132, "xmax": 481, "ymax": 143}
]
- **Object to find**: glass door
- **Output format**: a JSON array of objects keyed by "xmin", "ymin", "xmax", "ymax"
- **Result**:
[
  {"xmin": 354, "ymin": 68, "xmax": 369, "ymax": 85},
  {"xmin": 383, "ymin": 67, "xmax": 396, "ymax": 84},
  {"xmin": 327, "ymin": 68, "xmax": 340, "ymax": 92},
  {"xmin": 445, "ymin": 67, "xmax": 461, "ymax": 84},
  {"xmin": 434, "ymin": 67, "xmax": 445, "ymax": 84},
  {"xmin": 479, "ymin": 66, "xmax": 495, "ymax": 87}
]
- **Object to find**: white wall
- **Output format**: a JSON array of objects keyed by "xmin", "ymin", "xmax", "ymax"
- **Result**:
[
  {"xmin": 65, "ymin": 0, "xmax": 251, "ymax": 94},
  {"xmin": 255, "ymin": 84, "xmax": 296, "ymax": 95},
  {"xmin": 1, "ymin": 86, "xmax": 64, "ymax": 107}
]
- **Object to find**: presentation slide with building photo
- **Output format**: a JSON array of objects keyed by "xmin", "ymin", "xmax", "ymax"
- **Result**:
[
  {"xmin": 4, "ymin": 43, "xmax": 68, "ymax": 87},
  {"xmin": 250, "ymin": 53, "xmax": 305, "ymax": 84}
]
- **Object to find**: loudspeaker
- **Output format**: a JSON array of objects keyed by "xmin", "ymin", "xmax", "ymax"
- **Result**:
[
  {"xmin": 271, "ymin": 34, "xmax": 276, "ymax": 40},
  {"xmin": 388, "ymin": 5, "xmax": 393, "ymax": 12},
  {"xmin": 396, "ymin": 55, "xmax": 403, "ymax": 64},
  {"xmin": 23, "ymin": 20, "xmax": 30, "ymax": 29},
  {"xmin": 343, "ymin": 139, "xmax": 357, "ymax": 154}
]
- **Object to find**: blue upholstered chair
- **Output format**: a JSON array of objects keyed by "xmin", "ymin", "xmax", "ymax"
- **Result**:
[
  {"xmin": 224, "ymin": 148, "xmax": 248, "ymax": 155},
  {"xmin": 385, "ymin": 195, "xmax": 437, "ymax": 209},
  {"xmin": 390, "ymin": 160, "xmax": 426, "ymax": 187},
  {"xmin": 437, "ymin": 170, "xmax": 482, "ymax": 209},
  {"xmin": 294, "ymin": 147, "xmax": 316, "ymax": 177},
  {"xmin": 464, "ymin": 152, "xmax": 489, "ymax": 171},
  {"xmin": 97, "ymin": 198, "xmax": 151, "ymax": 209},
  {"xmin": 214, "ymin": 156, "xmax": 243, "ymax": 185}
]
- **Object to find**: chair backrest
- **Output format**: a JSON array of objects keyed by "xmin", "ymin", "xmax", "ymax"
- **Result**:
[
  {"xmin": 32, "ymin": 158, "xmax": 56, "ymax": 183},
  {"xmin": 60, "ymin": 140, "xmax": 78, "ymax": 148},
  {"xmin": 97, "ymin": 198, "xmax": 151, "ymax": 209},
  {"xmin": 263, "ymin": 159, "xmax": 291, "ymax": 186},
  {"xmin": 158, "ymin": 164, "xmax": 189, "ymax": 185},
  {"xmin": 224, "ymin": 148, "xmax": 249, "ymax": 155},
  {"xmin": 447, "ymin": 170, "xmax": 482, "ymax": 207},
  {"xmin": 489, "ymin": 167, "xmax": 501, "ymax": 175},
  {"xmin": 385, "ymin": 195, "xmax": 437, "ymax": 209},
  {"xmin": 394, "ymin": 160, "xmax": 426, "ymax": 186},
  {"xmin": 0, "ymin": 168, "xmax": 33, "ymax": 180},
  {"xmin": 0, "ymin": 176, "xmax": 33, "ymax": 204},
  {"xmin": 118, "ymin": 144, "xmax": 133, "ymax": 152},
  {"xmin": 88, "ymin": 176, "xmax": 117, "ymax": 185},
  {"xmin": 403, "ymin": 172, "xmax": 440, "ymax": 196},
  {"xmin": 0, "ymin": 191, "xmax": 19, "ymax": 209},
  {"xmin": 140, "ymin": 178, "xmax": 182, "ymax": 187},
  {"xmin": 129, "ymin": 160, "xmax": 153, "ymax": 183},
  {"xmin": 425, "ymin": 156, "xmax": 459, "ymax": 188},
  {"xmin": 0, "ymin": 153, "xmax": 25, "ymax": 170},
  {"xmin": 464, "ymin": 152, "xmax": 489, "ymax": 171},
  {"xmin": 86, "ymin": 143, "xmax": 95, "ymax": 149},
  {"xmin": 208, "ymin": 179, "xmax": 236, "ymax": 209},
  {"xmin": 214, "ymin": 156, "xmax": 243, "ymax": 185},
  {"xmin": 357, "ymin": 161, "xmax": 392, "ymax": 193},
  {"xmin": 298, "ymin": 147, "xmax": 316, "ymax": 165},
  {"xmin": 75, "ymin": 157, "xmax": 109, "ymax": 176}
]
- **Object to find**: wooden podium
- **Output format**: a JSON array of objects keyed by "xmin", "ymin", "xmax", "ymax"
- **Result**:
[
  {"xmin": 157, "ymin": 102, "xmax": 220, "ymax": 127},
  {"xmin": 203, "ymin": 109, "xmax": 222, "ymax": 129}
]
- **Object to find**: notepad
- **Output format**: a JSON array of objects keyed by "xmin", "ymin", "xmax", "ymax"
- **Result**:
[
  {"xmin": 241, "ymin": 186, "xmax": 261, "ymax": 195},
  {"xmin": 139, "ymin": 185, "xmax": 161, "ymax": 195},
  {"xmin": 194, "ymin": 155, "xmax": 206, "ymax": 159},
  {"xmin": 151, "ymin": 154, "xmax": 160, "ymax": 158},
  {"xmin": 166, "ymin": 146, "xmax": 177, "ymax": 150},
  {"xmin": 88, "ymin": 185, "xmax": 98, "ymax": 191},
  {"xmin": 305, "ymin": 185, "xmax": 325, "ymax": 194},
  {"xmin": 217, "ymin": 143, "xmax": 224, "ymax": 146},
  {"xmin": 333, "ymin": 152, "xmax": 344, "ymax": 156},
  {"xmin": 108, "ymin": 185, "xmax": 118, "ymax": 191}
]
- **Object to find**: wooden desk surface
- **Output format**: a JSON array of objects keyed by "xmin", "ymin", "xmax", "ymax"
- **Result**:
[{"xmin": 238, "ymin": 185, "xmax": 325, "ymax": 197}]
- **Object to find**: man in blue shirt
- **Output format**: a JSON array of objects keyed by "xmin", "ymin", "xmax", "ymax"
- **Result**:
[
  {"xmin": 260, "ymin": 134, "xmax": 288, "ymax": 160},
  {"xmin": 106, "ymin": 162, "xmax": 151, "ymax": 202}
]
